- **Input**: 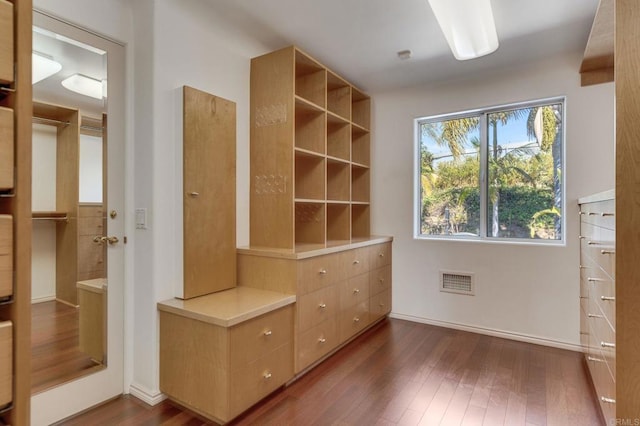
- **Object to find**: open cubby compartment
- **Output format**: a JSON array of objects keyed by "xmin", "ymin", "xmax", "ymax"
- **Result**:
[
  {"xmin": 295, "ymin": 49, "xmax": 326, "ymax": 108},
  {"xmin": 295, "ymin": 151, "xmax": 325, "ymax": 201},
  {"xmin": 351, "ymin": 165, "xmax": 370, "ymax": 203},
  {"xmin": 327, "ymin": 203, "xmax": 351, "ymax": 244},
  {"xmin": 351, "ymin": 87, "xmax": 371, "ymax": 130},
  {"xmin": 351, "ymin": 126, "xmax": 370, "ymax": 166},
  {"xmin": 327, "ymin": 71, "xmax": 351, "ymax": 120},
  {"xmin": 295, "ymin": 98, "xmax": 325, "ymax": 154},
  {"xmin": 327, "ymin": 113, "xmax": 350, "ymax": 161},
  {"xmin": 351, "ymin": 204, "xmax": 370, "ymax": 239},
  {"xmin": 295, "ymin": 202, "xmax": 326, "ymax": 246},
  {"xmin": 327, "ymin": 159, "xmax": 350, "ymax": 202}
]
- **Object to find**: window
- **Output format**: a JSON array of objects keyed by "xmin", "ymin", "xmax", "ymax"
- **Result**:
[{"xmin": 415, "ymin": 98, "xmax": 564, "ymax": 243}]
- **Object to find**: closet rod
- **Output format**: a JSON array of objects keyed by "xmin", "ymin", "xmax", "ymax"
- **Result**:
[
  {"xmin": 32, "ymin": 116, "xmax": 70, "ymax": 127},
  {"xmin": 80, "ymin": 125, "xmax": 103, "ymax": 133}
]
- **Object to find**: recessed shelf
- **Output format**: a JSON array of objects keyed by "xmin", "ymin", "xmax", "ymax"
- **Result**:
[
  {"xmin": 351, "ymin": 204, "xmax": 370, "ymax": 239},
  {"xmin": 295, "ymin": 153, "xmax": 325, "ymax": 200},
  {"xmin": 327, "ymin": 116, "xmax": 350, "ymax": 162},
  {"xmin": 327, "ymin": 71, "xmax": 350, "ymax": 121},
  {"xmin": 352, "ymin": 166, "xmax": 370, "ymax": 203},
  {"xmin": 295, "ymin": 50, "xmax": 326, "ymax": 108},
  {"xmin": 295, "ymin": 202, "xmax": 325, "ymax": 246},
  {"xmin": 295, "ymin": 100, "xmax": 325, "ymax": 155},
  {"xmin": 352, "ymin": 126, "xmax": 370, "ymax": 166},
  {"xmin": 327, "ymin": 203, "xmax": 350, "ymax": 242},
  {"xmin": 327, "ymin": 160, "xmax": 350, "ymax": 202},
  {"xmin": 352, "ymin": 88, "xmax": 370, "ymax": 130}
]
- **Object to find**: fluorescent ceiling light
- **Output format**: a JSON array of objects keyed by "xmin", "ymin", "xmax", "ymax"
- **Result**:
[
  {"xmin": 61, "ymin": 74, "xmax": 106, "ymax": 100},
  {"xmin": 428, "ymin": 0, "xmax": 499, "ymax": 60},
  {"xmin": 32, "ymin": 52, "xmax": 62, "ymax": 84}
]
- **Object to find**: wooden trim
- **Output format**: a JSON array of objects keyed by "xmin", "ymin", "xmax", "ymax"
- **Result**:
[
  {"xmin": 615, "ymin": 0, "xmax": 640, "ymax": 417},
  {"xmin": 580, "ymin": 0, "xmax": 614, "ymax": 86}
]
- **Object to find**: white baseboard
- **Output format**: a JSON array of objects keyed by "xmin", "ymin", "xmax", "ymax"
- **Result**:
[
  {"xmin": 31, "ymin": 296, "xmax": 56, "ymax": 304},
  {"xmin": 128, "ymin": 383, "xmax": 167, "ymax": 406},
  {"xmin": 389, "ymin": 312, "xmax": 583, "ymax": 353}
]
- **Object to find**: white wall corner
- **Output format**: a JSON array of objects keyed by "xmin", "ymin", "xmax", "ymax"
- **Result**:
[{"xmin": 128, "ymin": 382, "xmax": 167, "ymax": 406}]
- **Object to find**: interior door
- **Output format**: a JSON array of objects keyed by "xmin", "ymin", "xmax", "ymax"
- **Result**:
[{"xmin": 30, "ymin": 10, "xmax": 125, "ymax": 426}]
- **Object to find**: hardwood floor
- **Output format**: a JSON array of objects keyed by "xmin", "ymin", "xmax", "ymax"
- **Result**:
[
  {"xmin": 57, "ymin": 318, "xmax": 603, "ymax": 425},
  {"xmin": 31, "ymin": 301, "xmax": 104, "ymax": 394}
]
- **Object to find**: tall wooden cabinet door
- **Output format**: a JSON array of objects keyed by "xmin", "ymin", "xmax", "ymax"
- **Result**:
[
  {"xmin": 0, "ymin": 107, "xmax": 13, "ymax": 190},
  {"xmin": 183, "ymin": 86, "xmax": 237, "ymax": 299},
  {"xmin": 0, "ymin": 0, "xmax": 13, "ymax": 84}
]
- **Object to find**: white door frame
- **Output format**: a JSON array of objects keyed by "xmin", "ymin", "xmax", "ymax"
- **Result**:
[{"xmin": 30, "ymin": 10, "xmax": 127, "ymax": 426}]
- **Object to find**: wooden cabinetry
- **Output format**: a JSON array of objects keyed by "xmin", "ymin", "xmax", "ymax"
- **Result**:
[
  {"xmin": 78, "ymin": 204, "xmax": 106, "ymax": 281},
  {"xmin": 579, "ymin": 191, "xmax": 616, "ymax": 421},
  {"xmin": 77, "ymin": 278, "xmax": 106, "ymax": 363},
  {"xmin": 159, "ymin": 287, "xmax": 295, "ymax": 424},
  {"xmin": 0, "ymin": 0, "xmax": 32, "ymax": 423},
  {"xmin": 250, "ymin": 46, "xmax": 372, "ymax": 250},
  {"xmin": 238, "ymin": 238, "xmax": 392, "ymax": 373}
]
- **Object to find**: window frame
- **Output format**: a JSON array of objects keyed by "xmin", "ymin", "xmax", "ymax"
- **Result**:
[{"xmin": 413, "ymin": 96, "xmax": 566, "ymax": 245}]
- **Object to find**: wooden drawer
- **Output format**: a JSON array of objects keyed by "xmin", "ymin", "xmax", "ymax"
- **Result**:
[
  {"xmin": 588, "ymin": 299, "xmax": 615, "ymax": 377},
  {"xmin": 0, "ymin": 215, "xmax": 12, "ymax": 299},
  {"xmin": 339, "ymin": 300, "xmax": 369, "ymax": 343},
  {"xmin": 370, "ymin": 242, "xmax": 391, "ymax": 270},
  {"xmin": 340, "ymin": 247, "xmax": 370, "ymax": 277},
  {"xmin": 229, "ymin": 341, "xmax": 293, "ymax": 419},
  {"xmin": 0, "ymin": 321, "xmax": 11, "ymax": 407},
  {"xmin": 580, "ymin": 199, "xmax": 615, "ymax": 230},
  {"xmin": 0, "ymin": 0, "xmax": 13, "ymax": 84},
  {"xmin": 230, "ymin": 305, "xmax": 293, "ymax": 369},
  {"xmin": 370, "ymin": 265, "xmax": 391, "ymax": 296},
  {"xmin": 590, "ymin": 278, "xmax": 615, "ymax": 331},
  {"xmin": 580, "ymin": 225, "xmax": 615, "ymax": 279},
  {"xmin": 297, "ymin": 285, "xmax": 338, "ymax": 332},
  {"xmin": 0, "ymin": 107, "xmax": 13, "ymax": 191},
  {"xmin": 296, "ymin": 317, "xmax": 338, "ymax": 372},
  {"xmin": 370, "ymin": 288, "xmax": 391, "ymax": 320},
  {"xmin": 297, "ymin": 253, "xmax": 342, "ymax": 294},
  {"xmin": 586, "ymin": 341, "xmax": 616, "ymax": 422},
  {"xmin": 339, "ymin": 273, "xmax": 369, "ymax": 309},
  {"xmin": 77, "ymin": 235, "xmax": 105, "ymax": 280},
  {"xmin": 79, "ymin": 205, "xmax": 104, "ymax": 218},
  {"xmin": 78, "ymin": 216, "xmax": 104, "ymax": 236}
]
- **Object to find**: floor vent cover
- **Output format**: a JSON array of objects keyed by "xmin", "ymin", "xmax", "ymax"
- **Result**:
[{"xmin": 440, "ymin": 271, "xmax": 474, "ymax": 295}]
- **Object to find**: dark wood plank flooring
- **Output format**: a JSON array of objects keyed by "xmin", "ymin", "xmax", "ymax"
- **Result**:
[
  {"xmin": 31, "ymin": 301, "xmax": 104, "ymax": 394},
  {"xmin": 58, "ymin": 318, "xmax": 602, "ymax": 425}
]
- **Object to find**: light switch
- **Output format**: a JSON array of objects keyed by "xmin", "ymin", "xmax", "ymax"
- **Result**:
[{"xmin": 135, "ymin": 208, "xmax": 147, "ymax": 229}]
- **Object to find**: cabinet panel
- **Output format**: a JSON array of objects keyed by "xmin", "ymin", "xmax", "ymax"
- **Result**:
[
  {"xmin": 0, "ymin": 215, "xmax": 12, "ymax": 299},
  {"xmin": 370, "ymin": 265, "xmax": 392, "ymax": 296},
  {"xmin": 339, "ymin": 300, "xmax": 369, "ymax": 343},
  {"xmin": 0, "ymin": 107, "xmax": 14, "ymax": 190},
  {"xmin": 0, "ymin": 321, "xmax": 11, "ymax": 407},
  {"xmin": 340, "ymin": 246, "xmax": 370, "ymax": 278},
  {"xmin": 229, "ymin": 305, "xmax": 293, "ymax": 369},
  {"xmin": 370, "ymin": 289, "xmax": 392, "ymax": 321},
  {"xmin": 183, "ymin": 87, "xmax": 236, "ymax": 298},
  {"xmin": 339, "ymin": 273, "xmax": 369, "ymax": 309},
  {"xmin": 0, "ymin": 0, "xmax": 13, "ymax": 84},
  {"xmin": 370, "ymin": 242, "xmax": 392, "ymax": 269},
  {"xmin": 77, "ymin": 235, "xmax": 105, "ymax": 281},
  {"xmin": 297, "ymin": 317, "xmax": 338, "ymax": 372},
  {"xmin": 297, "ymin": 285, "xmax": 338, "ymax": 332},
  {"xmin": 297, "ymin": 253, "xmax": 342, "ymax": 294}
]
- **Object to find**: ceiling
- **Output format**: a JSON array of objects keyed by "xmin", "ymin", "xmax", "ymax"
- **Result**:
[
  {"xmin": 32, "ymin": 27, "xmax": 106, "ymax": 118},
  {"xmin": 213, "ymin": 0, "xmax": 600, "ymax": 92}
]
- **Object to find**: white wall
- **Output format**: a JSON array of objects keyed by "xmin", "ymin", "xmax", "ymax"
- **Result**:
[
  {"xmin": 31, "ymin": 124, "xmax": 57, "ymax": 302},
  {"xmin": 370, "ymin": 52, "xmax": 615, "ymax": 347},
  {"xmin": 79, "ymin": 134, "xmax": 103, "ymax": 203}
]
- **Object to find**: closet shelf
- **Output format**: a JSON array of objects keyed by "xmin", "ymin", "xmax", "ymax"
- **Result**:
[{"xmin": 32, "ymin": 211, "xmax": 69, "ymax": 222}]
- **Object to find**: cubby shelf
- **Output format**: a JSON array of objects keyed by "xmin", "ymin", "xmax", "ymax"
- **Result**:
[{"xmin": 250, "ymin": 46, "xmax": 373, "ymax": 249}]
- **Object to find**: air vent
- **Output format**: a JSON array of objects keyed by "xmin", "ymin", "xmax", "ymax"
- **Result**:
[{"xmin": 440, "ymin": 271, "xmax": 475, "ymax": 295}]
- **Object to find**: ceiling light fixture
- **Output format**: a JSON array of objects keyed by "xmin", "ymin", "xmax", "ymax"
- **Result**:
[
  {"xmin": 32, "ymin": 52, "xmax": 62, "ymax": 84},
  {"xmin": 428, "ymin": 0, "xmax": 499, "ymax": 60},
  {"xmin": 61, "ymin": 74, "xmax": 106, "ymax": 100}
]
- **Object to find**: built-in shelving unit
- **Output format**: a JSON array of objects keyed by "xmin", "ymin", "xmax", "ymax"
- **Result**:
[{"xmin": 250, "ymin": 46, "xmax": 372, "ymax": 250}]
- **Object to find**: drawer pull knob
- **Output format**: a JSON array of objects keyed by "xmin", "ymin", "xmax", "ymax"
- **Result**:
[
  {"xmin": 263, "ymin": 330, "xmax": 272, "ymax": 337},
  {"xmin": 579, "ymin": 265, "xmax": 587, "ymax": 269},
  {"xmin": 579, "ymin": 296, "xmax": 588, "ymax": 299},
  {"xmin": 601, "ymin": 249, "xmax": 615, "ymax": 255},
  {"xmin": 588, "ymin": 212, "xmax": 598, "ymax": 216},
  {"xmin": 601, "ymin": 396, "xmax": 616, "ymax": 404},
  {"xmin": 588, "ymin": 356, "xmax": 604, "ymax": 363},
  {"xmin": 263, "ymin": 372, "xmax": 272, "ymax": 380},
  {"xmin": 587, "ymin": 277, "xmax": 604, "ymax": 282},
  {"xmin": 318, "ymin": 303, "xmax": 327, "ymax": 309},
  {"xmin": 587, "ymin": 240, "xmax": 599, "ymax": 246},
  {"xmin": 578, "ymin": 236, "xmax": 585, "ymax": 240},
  {"xmin": 189, "ymin": 192, "xmax": 199, "ymax": 197},
  {"xmin": 579, "ymin": 211, "xmax": 585, "ymax": 215},
  {"xmin": 601, "ymin": 296, "xmax": 615, "ymax": 302},
  {"xmin": 318, "ymin": 337, "xmax": 326, "ymax": 344},
  {"xmin": 353, "ymin": 260, "xmax": 360, "ymax": 265},
  {"xmin": 588, "ymin": 313, "xmax": 603, "ymax": 318},
  {"xmin": 601, "ymin": 212, "xmax": 614, "ymax": 217},
  {"xmin": 379, "ymin": 278, "xmax": 385, "ymax": 283},
  {"xmin": 601, "ymin": 342, "xmax": 615, "ymax": 348},
  {"xmin": 353, "ymin": 317, "xmax": 360, "ymax": 323},
  {"xmin": 379, "ymin": 253, "xmax": 384, "ymax": 258},
  {"xmin": 319, "ymin": 269, "xmax": 327, "ymax": 275},
  {"xmin": 379, "ymin": 303, "xmax": 385, "ymax": 307},
  {"xmin": 353, "ymin": 289, "xmax": 360, "ymax": 294}
]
